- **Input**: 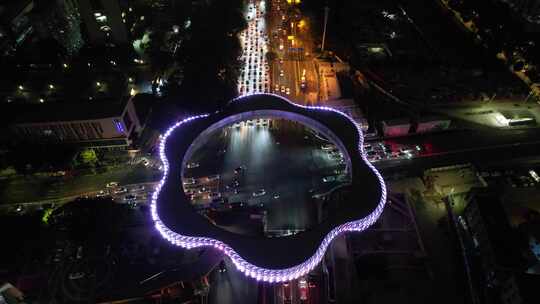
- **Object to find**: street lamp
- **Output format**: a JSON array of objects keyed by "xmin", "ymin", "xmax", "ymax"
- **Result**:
[
  {"xmin": 39, "ymin": 98, "xmax": 45, "ymax": 103},
  {"xmin": 18, "ymin": 85, "xmax": 24, "ymax": 90},
  {"xmin": 96, "ymin": 81, "xmax": 101, "ymax": 87},
  {"xmin": 49, "ymin": 84, "xmax": 55, "ymax": 89}
]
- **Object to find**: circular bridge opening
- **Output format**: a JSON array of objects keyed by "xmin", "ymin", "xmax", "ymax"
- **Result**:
[{"xmin": 181, "ymin": 112, "xmax": 352, "ymax": 238}]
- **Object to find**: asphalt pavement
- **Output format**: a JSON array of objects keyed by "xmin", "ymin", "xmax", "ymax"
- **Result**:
[{"xmin": 184, "ymin": 119, "xmax": 347, "ymax": 236}]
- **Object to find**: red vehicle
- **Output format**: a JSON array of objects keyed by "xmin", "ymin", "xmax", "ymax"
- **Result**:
[
  {"xmin": 299, "ymin": 278, "xmax": 308, "ymax": 301},
  {"xmin": 282, "ymin": 282, "xmax": 291, "ymax": 303}
]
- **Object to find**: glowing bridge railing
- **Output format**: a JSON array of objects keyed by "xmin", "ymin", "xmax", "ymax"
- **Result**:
[{"xmin": 150, "ymin": 93, "xmax": 386, "ymax": 283}]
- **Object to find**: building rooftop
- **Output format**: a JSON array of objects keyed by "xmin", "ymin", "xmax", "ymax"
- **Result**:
[{"xmin": 12, "ymin": 98, "xmax": 129, "ymax": 124}]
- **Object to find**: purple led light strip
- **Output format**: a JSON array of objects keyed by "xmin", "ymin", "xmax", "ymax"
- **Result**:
[{"xmin": 151, "ymin": 93, "xmax": 387, "ymax": 282}]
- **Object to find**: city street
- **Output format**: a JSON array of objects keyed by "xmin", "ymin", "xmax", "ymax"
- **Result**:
[
  {"xmin": 238, "ymin": 0, "xmax": 271, "ymax": 95},
  {"xmin": 268, "ymin": 0, "xmax": 320, "ymax": 105},
  {"xmin": 183, "ymin": 119, "xmax": 348, "ymax": 237}
]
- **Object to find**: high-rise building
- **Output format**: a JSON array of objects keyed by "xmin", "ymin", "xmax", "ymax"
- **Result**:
[
  {"xmin": 76, "ymin": 0, "xmax": 127, "ymax": 45},
  {"xmin": 9, "ymin": 97, "xmax": 143, "ymax": 149}
]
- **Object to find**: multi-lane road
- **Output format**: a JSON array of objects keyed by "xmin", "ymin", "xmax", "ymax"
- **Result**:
[
  {"xmin": 238, "ymin": 0, "xmax": 319, "ymax": 105},
  {"xmin": 268, "ymin": 0, "xmax": 319, "ymax": 105}
]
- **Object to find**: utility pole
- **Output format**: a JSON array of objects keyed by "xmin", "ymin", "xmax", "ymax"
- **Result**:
[{"xmin": 321, "ymin": 6, "xmax": 329, "ymax": 52}]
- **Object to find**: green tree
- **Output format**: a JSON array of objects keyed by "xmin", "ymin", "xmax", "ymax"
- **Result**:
[{"xmin": 79, "ymin": 149, "xmax": 98, "ymax": 166}]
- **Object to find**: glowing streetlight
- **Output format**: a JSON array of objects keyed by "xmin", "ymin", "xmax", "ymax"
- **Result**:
[
  {"xmin": 18, "ymin": 85, "xmax": 24, "ymax": 90},
  {"xmin": 39, "ymin": 98, "xmax": 44, "ymax": 103},
  {"xmin": 128, "ymin": 77, "xmax": 134, "ymax": 83},
  {"xmin": 130, "ymin": 87, "xmax": 137, "ymax": 96},
  {"xmin": 63, "ymin": 63, "xmax": 68, "ymax": 69},
  {"xmin": 49, "ymin": 84, "xmax": 55, "ymax": 89},
  {"xmin": 96, "ymin": 81, "xmax": 101, "ymax": 87}
]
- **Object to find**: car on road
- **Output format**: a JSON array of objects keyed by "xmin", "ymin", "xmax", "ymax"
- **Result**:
[
  {"xmin": 252, "ymin": 189, "xmax": 266, "ymax": 197},
  {"xmin": 327, "ymin": 149, "xmax": 342, "ymax": 156},
  {"xmin": 226, "ymin": 179, "xmax": 240, "ymax": 189},
  {"xmin": 96, "ymin": 190, "xmax": 109, "ymax": 197},
  {"xmin": 207, "ymin": 174, "xmax": 220, "ymax": 182},
  {"xmin": 369, "ymin": 154, "xmax": 382, "ymax": 162},
  {"xmin": 114, "ymin": 187, "xmax": 128, "ymax": 194},
  {"xmin": 321, "ymin": 144, "xmax": 335, "ymax": 150},
  {"xmin": 322, "ymin": 176, "xmax": 337, "ymax": 183},
  {"xmin": 124, "ymin": 194, "xmax": 137, "ymax": 201},
  {"xmin": 198, "ymin": 187, "xmax": 208, "ymax": 194},
  {"xmin": 299, "ymin": 278, "xmax": 308, "ymax": 301},
  {"xmin": 183, "ymin": 178, "xmax": 196, "ymax": 185},
  {"xmin": 69, "ymin": 272, "xmax": 85, "ymax": 280},
  {"xmin": 283, "ymin": 282, "xmax": 292, "ymax": 302},
  {"xmin": 209, "ymin": 192, "xmax": 221, "ymax": 200},
  {"xmin": 328, "ymin": 153, "xmax": 343, "ymax": 161},
  {"xmin": 76, "ymin": 246, "xmax": 83, "ymax": 259},
  {"xmin": 334, "ymin": 168, "xmax": 346, "ymax": 175},
  {"xmin": 106, "ymin": 182, "xmax": 119, "ymax": 188},
  {"xmin": 186, "ymin": 162, "xmax": 199, "ymax": 169}
]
